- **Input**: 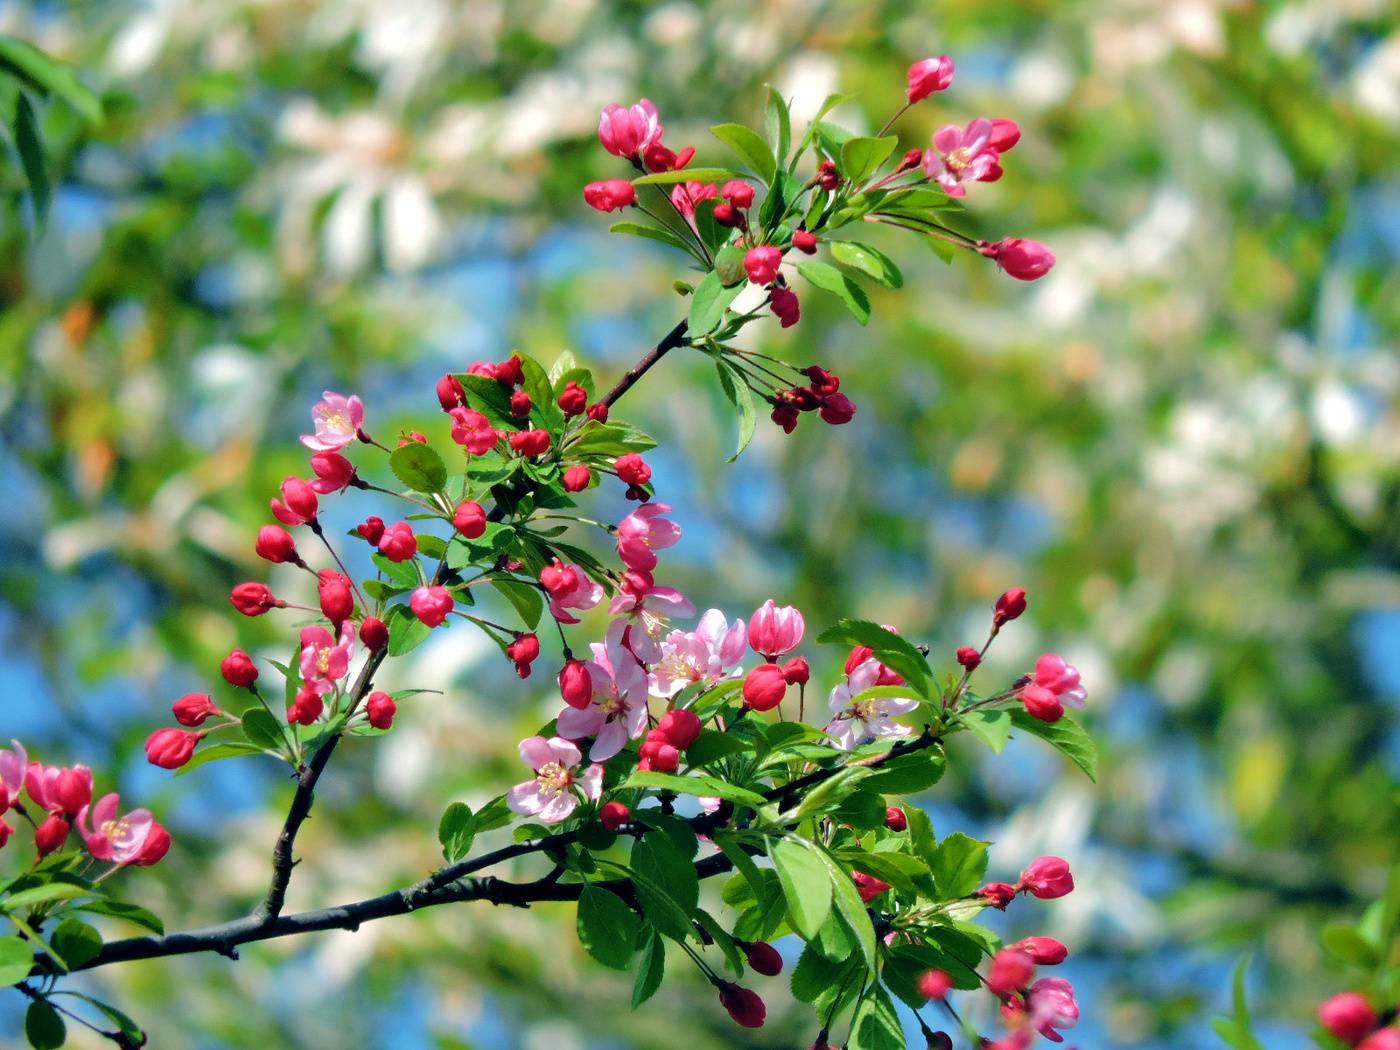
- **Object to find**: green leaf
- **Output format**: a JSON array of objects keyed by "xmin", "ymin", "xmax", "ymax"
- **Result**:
[
  {"xmin": 609, "ymin": 221, "xmax": 695, "ymax": 255},
  {"xmin": 791, "ymin": 93, "xmax": 856, "ymax": 170},
  {"xmin": 1007, "ymin": 710, "xmax": 1098, "ymax": 781},
  {"xmin": 566, "ymin": 420, "xmax": 657, "ymax": 457},
  {"xmin": 0, "ymin": 935, "xmax": 34, "ymax": 986},
  {"xmin": 684, "ymin": 729, "xmax": 753, "ymax": 767},
  {"xmin": 822, "ymin": 850, "xmax": 877, "ymax": 973},
  {"xmin": 1321, "ymin": 922, "xmax": 1379, "ymax": 969},
  {"xmin": 924, "ymin": 234, "xmax": 955, "ymax": 264},
  {"xmin": 630, "ymin": 834, "xmax": 699, "ymax": 942},
  {"xmin": 796, "ymin": 261, "xmax": 871, "ymax": 325},
  {"xmin": 829, "ymin": 241, "xmax": 903, "ymax": 288},
  {"xmin": 372, "ymin": 551, "xmax": 420, "ymax": 588},
  {"xmin": 0, "ymin": 37, "xmax": 102, "ymax": 123},
  {"xmin": 72, "ymin": 899, "xmax": 162, "ymax": 934},
  {"xmin": 174, "ymin": 741, "xmax": 265, "ymax": 775},
  {"xmin": 709, "ymin": 123, "xmax": 776, "ymax": 183},
  {"xmin": 760, "ymin": 170, "xmax": 800, "ymax": 228},
  {"xmin": 764, "ymin": 85, "xmax": 791, "ymax": 168},
  {"xmin": 844, "ymin": 851, "xmax": 925, "ymax": 897},
  {"xmin": 840, "ymin": 135, "xmax": 898, "ymax": 185},
  {"xmin": 770, "ymin": 836, "xmax": 832, "ymax": 940},
  {"xmin": 790, "ymin": 941, "xmax": 849, "ymax": 1003},
  {"xmin": 384, "ymin": 602, "xmax": 433, "ymax": 656},
  {"xmin": 2, "ymin": 883, "xmax": 92, "ymax": 911},
  {"xmin": 633, "ymin": 167, "xmax": 746, "ymax": 185},
  {"xmin": 931, "ymin": 831, "xmax": 989, "ymax": 898},
  {"xmin": 829, "ymin": 788, "xmax": 889, "ymax": 831},
  {"xmin": 714, "ymin": 359, "xmax": 756, "ymax": 461},
  {"xmin": 416, "ymin": 534, "xmax": 447, "ymax": 560},
  {"xmin": 14, "ymin": 94, "xmax": 50, "ymax": 225},
  {"xmin": 1211, "ymin": 956, "xmax": 1266, "ymax": 1050},
  {"xmin": 239, "ymin": 708, "xmax": 286, "ymax": 752},
  {"xmin": 686, "ymin": 270, "xmax": 743, "ymax": 337},
  {"xmin": 438, "ymin": 802, "xmax": 475, "ymax": 862},
  {"xmin": 851, "ymin": 984, "xmax": 903, "ymax": 1050},
  {"xmin": 56, "ymin": 995, "xmax": 142, "ymax": 1043},
  {"xmin": 785, "ymin": 766, "xmax": 871, "ymax": 823},
  {"xmin": 389, "ymin": 442, "xmax": 448, "ymax": 494},
  {"xmin": 624, "ymin": 770, "xmax": 768, "ymax": 809},
  {"xmin": 815, "ymin": 619, "xmax": 932, "ymax": 696},
  {"xmin": 492, "ymin": 579, "xmax": 544, "ymax": 631},
  {"xmin": 516, "ymin": 352, "xmax": 563, "ymax": 432},
  {"xmin": 905, "ymin": 806, "xmax": 937, "ymax": 865},
  {"xmin": 960, "ymin": 709, "xmax": 1011, "ymax": 753},
  {"xmin": 862, "ymin": 747, "xmax": 946, "ymax": 794},
  {"xmin": 631, "ymin": 927, "xmax": 665, "ymax": 1008},
  {"xmin": 48, "ymin": 919, "xmax": 101, "ymax": 970},
  {"xmin": 577, "ymin": 884, "xmax": 641, "ymax": 970},
  {"xmin": 883, "ymin": 943, "xmax": 982, "ymax": 1004},
  {"xmin": 25, "ymin": 999, "xmax": 65, "ymax": 1050}
]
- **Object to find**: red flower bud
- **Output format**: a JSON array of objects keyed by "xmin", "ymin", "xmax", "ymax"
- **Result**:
[
  {"xmin": 288, "ymin": 687, "xmax": 324, "ymax": 726},
  {"xmin": 230, "ymin": 582, "xmax": 282, "ymax": 617},
  {"xmin": 852, "ymin": 870, "xmax": 891, "ymax": 903},
  {"xmin": 53, "ymin": 770, "xmax": 91, "ymax": 817},
  {"xmin": 718, "ymin": 983, "xmax": 766, "ymax": 1029},
  {"xmin": 35, "ymin": 814, "xmax": 69, "ymax": 857},
  {"xmin": 309, "ymin": 450, "xmax": 356, "ymax": 494},
  {"xmin": 819, "ymin": 393, "xmax": 855, "ymax": 425},
  {"xmin": 271, "ymin": 476, "xmax": 319, "ymax": 526},
  {"xmin": 769, "ymin": 286, "xmax": 800, "ymax": 328},
  {"xmin": 977, "ymin": 881, "xmax": 1017, "ymax": 909},
  {"xmin": 713, "ymin": 202, "xmax": 741, "ymax": 227},
  {"xmin": 495, "ymin": 356, "xmax": 525, "ymax": 387},
  {"xmin": 657, "ymin": 708, "xmax": 703, "ymax": 749},
  {"xmin": 506, "ymin": 633, "xmax": 540, "ymax": 678},
  {"xmin": 411, "ymin": 585, "xmax": 454, "ymax": 627},
  {"xmin": 744, "ymin": 245, "xmax": 783, "ymax": 286},
  {"xmin": 792, "ymin": 229, "xmax": 817, "ymax": 253},
  {"xmin": 173, "ymin": 693, "xmax": 221, "ymax": 727},
  {"xmin": 614, "ymin": 453, "xmax": 651, "ymax": 486},
  {"xmin": 600, "ymin": 800, "xmax": 630, "ymax": 831},
  {"xmin": 220, "ymin": 649, "xmax": 259, "ymax": 688},
  {"xmin": 507, "ymin": 390, "xmax": 531, "ymax": 419},
  {"xmin": 360, "ymin": 616, "xmax": 389, "ymax": 650},
  {"xmin": 742, "ymin": 663, "xmax": 787, "ymax": 711},
  {"xmin": 585, "ymin": 403, "xmax": 609, "ymax": 423},
  {"xmin": 722, "ymin": 180, "xmax": 755, "ymax": 209},
  {"xmin": 782, "ymin": 656, "xmax": 810, "ymax": 685},
  {"xmin": 637, "ymin": 739, "xmax": 680, "ymax": 773},
  {"xmin": 817, "ymin": 160, "xmax": 841, "ymax": 191},
  {"xmin": 584, "ymin": 179, "xmax": 638, "ymax": 212},
  {"xmin": 135, "ymin": 821, "xmax": 171, "ymax": 866},
  {"xmin": 377, "ymin": 521, "xmax": 418, "ymax": 563},
  {"xmin": 510, "ymin": 429, "xmax": 551, "ymax": 457},
  {"xmin": 771, "ymin": 402, "xmax": 799, "ymax": 433},
  {"xmin": 907, "ymin": 55, "xmax": 955, "ymax": 102},
  {"xmin": 318, "ymin": 570, "xmax": 355, "ymax": 626},
  {"xmin": 989, "ymin": 237, "xmax": 1054, "ymax": 281},
  {"xmin": 993, "ymin": 587, "xmax": 1027, "ymax": 626},
  {"xmin": 255, "ymin": 525, "xmax": 298, "ymax": 563},
  {"xmin": 986, "ymin": 948, "xmax": 1035, "ymax": 996},
  {"xmin": 358, "ymin": 515, "xmax": 386, "ymax": 544},
  {"xmin": 916, "ymin": 969, "xmax": 953, "ymax": 1000},
  {"xmin": 956, "ymin": 646, "xmax": 981, "ymax": 670},
  {"xmin": 562, "ymin": 465, "xmax": 592, "ymax": 492},
  {"xmin": 366, "ymin": 691, "xmax": 397, "ymax": 730},
  {"xmin": 146, "ymin": 727, "xmax": 203, "ymax": 769},
  {"xmin": 540, "ymin": 561, "xmax": 580, "ymax": 598},
  {"xmin": 436, "ymin": 374, "xmax": 465, "ymax": 410},
  {"xmin": 1020, "ymin": 683, "xmax": 1064, "ymax": 723},
  {"xmin": 453, "ymin": 500, "xmax": 487, "ymax": 539},
  {"xmin": 885, "ymin": 806, "xmax": 907, "ymax": 832},
  {"xmin": 1018, "ymin": 856, "xmax": 1074, "ymax": 899},
  {"xmin": 558, "ymin": 381, "xmax": 588, "ymax": 417},
  {"xmin": 1012, "ymin": 936, "xmax": 1068, "ymax": 965},
  {"xmin": 559, "ymin": 659, "xmax": 594, "ymax": 709},
  {"xmin": 742, "ymin": 940, "xmax": 783, "ymax": 977}
]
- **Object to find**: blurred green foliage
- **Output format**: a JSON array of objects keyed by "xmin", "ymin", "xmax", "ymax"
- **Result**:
[{"xmin": 2, "ymin": 1, "xmax": 1400, "ymax": 1048}]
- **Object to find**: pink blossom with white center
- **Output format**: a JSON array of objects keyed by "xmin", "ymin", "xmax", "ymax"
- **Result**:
[
  {"xmin": 77, "ymin": 793, "xmax": 154, "ymax": 864},
  {"xmin": 748, "ymin": 599, "xmax": 805, "ymax": 660},
  {"xmin": 298, "ymin": 621, "xmax": 356, "ymax": 695},
  {"xmin": 557, "ymin": 621, "xmax": 651, "ymax": 760},
  {"xmin": 824, "ymin": 657, "xmax": 919, "ymax": 750},
  {"xmin": 922, "ymin": 119, "xmax": 1000, "ymax": 198},
  {"xmin": 545, "ymin": 560, "xmax": 605, "ymax": 625},
  {"xmin": 649, "ymin": 609, "xmax": 748, "ymax": 699},
  {"xmin": 1033, "ymin": 653, "xmax": 1087, "ymax": 709},
  {"xmin": 0, "ymin": 741, "xmax": 27, "ymax": 810},
  {"xmin": 1026, "ymin": 977, "xmax": 1079, "ymax": 1042},
  {"xmin": 598, "ymin": 99, "xmax": 663, "ymax": 159},
  {"xmin": 507, "ymin": 736, "xmax": 604, "ymax": 823},
  {"xmin": 608, "ymin": 570, "xmax": 696, "ymax": 663},
  {"xmin": 300, "ymin": 391, "xmax": 363, "ymax": 451},
  {"xmin": 617, "ymin": 502, "xmax": 682, "ymax": 573}
]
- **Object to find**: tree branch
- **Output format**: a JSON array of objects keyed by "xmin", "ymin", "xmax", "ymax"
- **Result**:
[{"xmin": 601, "ymin": 319, "xmax": 689, "ymax": 408}]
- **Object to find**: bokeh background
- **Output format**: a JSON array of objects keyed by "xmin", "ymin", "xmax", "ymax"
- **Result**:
[{"xmin": 2, "ymin": 0, "xmax": 1400, "ymax": 1047}]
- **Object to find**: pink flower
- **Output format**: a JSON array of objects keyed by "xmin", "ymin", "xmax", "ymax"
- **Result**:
[
  {"xmin": 922, "ymin": 119, "xmax": 1000, "ymax": 197},
  {"xmin": 907, "ymin": 56, "xmax": 955, "ymax": 102},
  {"xmin": 584, "ymin": 179, "xmax": 637, "ymax": 212},
  {"xmin": 26, "ymin": 763, "xmax": 93, "ymax": 817},
  {"xmin": 300, "ymin": 391, "xmax": 363, "ymax": 451},
  {"xmin": 556, "ymin": 622, "xmax": 651, "ymax": 761},
  {"xmin": 989, "ymin": 237, "xmax": 1055, "ymax": 281},
  {"xmin": 617, "ymin": 502, "xmax": 682, "ymax": 573},
  {"xmin": 598, "ymin": 99, "xmax": 663, "ymax": 159},
  {"xmin": 540, "ymin": 557, "xmax": 604, "ymax": 625},
  {"xmin": 411, "ymin": 585, "xmax": 454, "ymax": 627},
  {"xmin": 744, "ymin": 245, "xmax": 783, "ymax": 285},
  {"xmin": 614, "ymin": 453, "xmax": 651, "ymax": 486},
  {"xmin": 1018, "ymin": 856, "xmax": 1074, "ymax": 899},
  {"xmin": 78, "ymin": 793, "xmax": 154, "ymax": 865},
  {"xmin": 649, "ymin": 609, "xmax": 747, "ymax": 698},
  {"xmin": 145, "ymin": 728, "xmax": 203, "ymax": 769},
  {"xmin": 986, "ymin": 948, "xmax": 1035, "ymax": 996},
  {"xmin": 377, "ymin": 521, "xmax": 418, "ymax": 563},
  {"xmin": 748, "ymin": 599, "xmax": 805, "ymax": 660},
  {"xmin": 506, "ymin": 736, "xmax": 604, "ymax": 823},
  {"xmin": 770, "ymin": 286, "xmax": 800, "ymax": 328},
  {"xmin": 309, "ymin": 450, "xmax": 357, "ymax": 494},
  {"xmin": 669, "ymin": 181, "xmax": 719, "ymax": 220},
  {"xmin": 271, "ymin": 476, "xmax": 319, "ymax": 526},
  {"xmin": 298, "ymin": 621, "xmax": 356, "ymax": 695},
  {"xmin": 1359, "ymin": 1031, "xmax": 1400, "ymax": 1050},
  {"xmin": 0, "ymin": 740, "xmax": 26, "ymax": 809},
  {"xmin": 1026, "ymin": 977, "xmax": 1079, "ymax": 1042},
  {"xmin": 1033, "ymin": 653, "xmax": 1086, "ymax": 709},
  {"xmin": 608, "ymin": 570, "xmax": 696, "ymax": 662},
  {"xmin": 1319, "ymin": 992, "xmax": 1379, "ymax": 1045},
  {"xmin": 1012, "ymin": 936, "xmax": 1068, "ymax": 965},
  {"xmin": 825, "ymin": 657, "xmax": 918, "ymax": 750},
  {"xmin": 449, "ymin": 407, "xmax": 500, "ymax": 455}
]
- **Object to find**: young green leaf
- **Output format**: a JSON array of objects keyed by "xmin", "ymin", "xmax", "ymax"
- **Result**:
[
  {"xmin": 931, "ymin": 831, "xmax": 990, "ymax": 898},
  {"xmin": 438, "ymin": 802, "xmax": 474, "ymax": 862},
  {"xmin": 633, "ymin": 167, "xmax": 746, "ymax": 185},
  {"xmin": 829, "ymin": 241, "xmax": 904, "ymax": 288},
  {"xmin": 714, "ymin": 359, "xmax": 757, "ymax": 461},
  {"xmin": 0, "ymin": 37, "xmax": 102, "ymax": 123},
  {"xmin": 710, "ymin": 123, "xmax": 776, "ymax": 183},
  {"xmin": 1008, "ymin": 710, "xmax": 1098, "ymax": 781},
  {"xmin": 770, "ymin": 836, "xmax": 833, "ymax": 940},
  {"xmin": 384, "ymin": 602, "xmax": 433, "ymax": 657},
  {"xmin": 686, "ymin": 271, "xmax": 743, "ymax": 337},
  {"xmin": 797, "ymin": 261, "xmax": 872, "ymax": 326},
  {"xmin": 14, "ymin": 94, "xmax": 50, "ymax": 225},
  {"xmin": 577, "ymin": 884, "xmax": 641, "ymax": 970},
  {"xmin": 389, "ymin": 442, "xmax": 448, "ymax": 494},
  {"xmin": 49, "ymin": 918, "xmax": 102, "ymax": 969},
  {"xmin": 608, "ymin": 221, "xmax": 695, "ymax": 255},
  {"xmin": 631, "ymin": 927, "xmax": 666, "ymax": 1007},
  {"xmin": 840, "ymin": 135, "xmax": 898, "ymax": 185},
  {"xmin": 25, "ymin": 999, "xmax": 65, "ymax": 1050},
  {"xmin": 764, "ymin": 86, "xmax": 791, "ymax": 168},
  {"xmin": 0, "ymin": 936, "xmax": 34, "ymax": 986},
  {"xmin": 238, "ymin": 708, "xmax": 286, "ymax": 753},
  {"xmin": 492, "ymin": 579, "xmax": 544, "ymax": 631},
  {"xmin": 960, "ymin": 709, "xmax": 1011, "ymax": 753},
  {"xmin": 815, "ymin": 618, "xmax": 932, "ymax": 695}
]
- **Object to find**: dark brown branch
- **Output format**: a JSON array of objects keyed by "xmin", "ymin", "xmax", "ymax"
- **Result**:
[{"xmin": 601, "ymin": 319, "xmax": 689, "ymax": 408}]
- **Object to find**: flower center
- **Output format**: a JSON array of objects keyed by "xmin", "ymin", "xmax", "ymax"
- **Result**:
[
  {"xmin": 597, "ymin": 689, "xmax": 625, "ymax": 716},
  {"xmin": 536, "ymin": 761, "xmax": 573, "ymax": 796},
  {"xmin": 316, "ymin": 649, "xmax": 332, "ymax": 675},
  {"xmin": 853, "ymin": 698, "xmax": 882, "ymax": 720},
  {"xmin": 945, "ymin": 147, "xmax": 973, "ymax": 173}
]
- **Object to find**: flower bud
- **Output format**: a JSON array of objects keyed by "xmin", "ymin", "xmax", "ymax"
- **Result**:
[
  {"xmin": 782, "ymin": 656, "xmax": 810, "ymax": 685},
  {"xmin": 977, "ymin": 882, "xmax": 1017, "ymax": 909},
  {"xmin": 173, "ymin": 693, "xmax": 221, "ymax": 727},
  {"xmin": 819, "ymin": 393, "xmax": 855, "ymax": 425},
  {"xmin": 309, "ymin": 450, "xmax": 356, "ymax": 494},
  {"xmin": 411, "ymin": 585, "xmax": 454, "ymax": 628},
  {"xmin": 560, "ymin": 659, "xmax": 594, "ymax": 709},
  {"xmin": 453, "ymin": 500, "xmax": 487, "ymax": 539},
  {"xmin": 614, "ymin": 453, "xmax": 651, "ymax": 486},
  {"xmin": 638, "ymin": 739, "xmax": 679, "ymax": 773},
  {"xmin": 360, "ymin": 616, "xmax": 388, "ymax": 650},
  {"xmin": 377, "ymin": 521, "xmax": 418, "ymax": 563},
  {"xmin": 885, "ymin": 806, "xmax": 907, "ymax": 832},
  {"xmin": 1020, "ymin": 684, "xmax": 1064, "ymax": 723},
  {"xmin": 989, "ymin": 118, "xmax": 1022, "ymax": 153},
  {"xmin": 749, "ymin": 599, "xmax": 805, "ymax": 659},
  {"xmin": 817, "ymin": 160, "xmax": 841, "ymax": 191},
  {"xmin": 220, "ymin": 649, "xmax": 259, "ymax": 688},
  {"xmin": 792, "ymin": 229, "xmax": 817, "ymax": 253},
  {"xmin": 510, "ymin": 390, "xmax": 532, "ymax": 418},
  {"xmin": 852, "ymin": 871, "xmax": 891, "ymax": 903},
  {"xmin": 907, "ymin": 55, "xmax": 955, "ymax": 102},
  {"xmin": 35, "ymin": 814, "xmax": 69, "ymax": 857},
  {"xmin": 562, "ymin": 465, "xmax": 592, "ymax": 492},
  {"xmin": 718, "ymin": 983, "xmax": 766, "ymax": 1029},
  {"xmin": 53, "ymin": 769, "xmax": 92, "ymax": 817},
  {"xmin": 744, "ymin": 245, "xmax": 783, "ymax": 286},
  {"xmin": 436, "ymin": 374, "xmax": 465, "ymax": 410},
  {"xmin": 135, "ymin": 821, "xmax": 171, "ymax": 866},
  {"xmin": 916, "ymin": 969, "xmax": 952, "ymax": 1000},
  {"xmin": 358, "ymin": 516, "xmax": 386, "ymax": 544},
  {"xmin": 742, "ymin": 663, "xmax": 787, "ymax": 712},
  {"xmin": 584, "ymin": 179, "xmax": 638, "ymax": 212},
  {"xmin": 713, "ymin": 202, "xmax": 741, "ymax": 228},
  {"xmin": 1018, "ymin": 856, "xmax": 1074, "ymax": 899},
  {"xmin": 271, "ymin": 476, "xmax": 319, "ymax": 526},
  {"xmin": 993, "ymin": 587, "xmax": 1027, "ymax": 625},
  {"xmin": 742, "ymin": 941, "xmax": 783, "ymax": 977},
  {"xmin": 495, "ymin": 356, "xmax": 525, "ymax": 387},
  {"xmin": 288, "ymin": 687, "xmax": 324, "ymax": 726},
  {"xmin": 540, "ymin": 561, "xmax": 580, "ymax": 598},
  {"xmin": 722, "ymin": 180, "xmax": 755, "ymax": 209},
  {"xmin": 657, "ymin": 708, "xmax": 702, "ymax": 749},
  {"xmin": 1358, "ymin": 1030, "xmax": 1400, "ymax": 1050},
  {"xmin": 990, "ymin": 238, "xmax": 1054, "ymax": 281},
  {"xmin": 1012, "ymin": 936, "xmax": 1069, "ymax": 965},
  {"xmin": 586, "ymin": 403, "xmax": 609, "ymax": 423},
  {"xmin": 318, "ymin": 570, "xmax": 355, "ymax": 626},
  {"xmin": 146, "ymin": 727, "xmax": 202, "ymax": 769},
  {"xmin": 1319, "ymin": 992, "xmax": 1379, "ymax": 1045},
  {"xmin": 506, "ymin": 633, "xmax": 541, "ymax": 678},
  {"xmin": 255, "ymin": 525, "xmax": 298, "ymax": 563},
  {"xmin": 230, "ymin": 582, "xmax": 282, "ymax": 616},
  {"xmin": 600, "ymin": 800, "xmax": 630, "ymax": 831},
  {"xmin": 366, "ymin": 691, "xmax": 397, "ymax": 730},
  {"xmin": 510, "ymin": 429, "xmax": 551, "ymax": 457},
  {"xmin": 987, "ymin": 948, "xmax": 1035, "ymax": 996},
  {"xmin": 769, "ymin": 286, "xmax": 800, "ymax": 328},
  {"xmin": 956, "ymin": 646, "xmax": 981, "ymax": 670},
  {"xmin": 558, "ymin": 381, "xmax": 588, "ymax": 417}
]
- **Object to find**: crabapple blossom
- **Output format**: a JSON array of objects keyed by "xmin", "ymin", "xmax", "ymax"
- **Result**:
[
  {"xmin": 748, "ymin": 599, "xmax": 805, "ymax": 660},
  {"xmin": 510, "ymin": 429, "xmax": 550, "ymax": 457},
  {"xmin": 987, "ymin": 238, "xmax": 1055, "ymax": 281},
  {"xmin": 506, "ymin": 633, "xmax": 541, "ymax": 678},
  {"xmin": 610, "ymin": 571, "xmax": 696, "ymax": 663},
  {"xmin": 1319, "ymin": 992, "xmax": 1379, "ymax": 1044},
  {"xmin": 1019, "ymin": 856, "xmax": 1074, "ymax": 899},
  {"xmin": 1026, "ymin": 977, "xmax": 1080, "ymax": 1041},
  {"xmin": 411, "ymin": 585, "xmax": 453, "ymax": 627},
  {"xmin": 309, "ymin": 450, "xmax": 356, "ymax": 494},
  {"xmin": 556, "ymin": 623, "xmax": 650, "ymax": 760},
  {"xmin": 1019, "ymin": 683, "xmax": 1064, "ymax": 723},
  {"xmin": 584, "ymin": 179, "xmax": 637, "ymax": 212},
  {"xmin": 255, "ymin": 525, "xmax": 298, "ymax": 563},
  {"xmin": 642, "ymin": 141, "xmax": 695, "ymax": 173},
  {"xmin": 917, "ymin": 969, "xmax": 953, "ymax": 999},
  {"xmin": 360, "ymin": 616, "xmax": 388, "ymax": 650},
  {"xmin": 35, "ymin": 815, "xmax": 69, "ymax": 856},
  {"xmin": 825, "ymin": 657, "xmax": 919, "ymax": 749},
  {"xmin": 318, "ymin": 570, "xmax": 354, "ymax": 626},
  {"xmin": 453, "ymin": 500, "xmax": 487, "ymax": 538},
  {"xmin": 669, "ymin": 181, "xmax": 718, "ymax": 221},
  {"xmin": 145, "ymin": 728, "xmax": 203, "ymax": 769},
  {"xmin": 377, "ymin": 521, "xmax": 418, "ymax": 562},
  {"xmin": 718, "ymin": 983, "xmax": 766, "ymax": 1029},
  {"xmin": 742, "ymin": 941, "xmax": 782, "ymax": 977},
  {"xmin": 27, "ymin": 763, "xmax": 93, "ymax": 817},
  {"xmin": 540, "ymin": 557, "xmax": 604, "ymax": 624},
  {"xmin": 299, "ymin": 621, "xmax": 356, "ymax": 694},
  {"xmin": 366, "ymin": 691, "xmax": 396, "ymax": 730},
  {"xmin": 742, "ymin": 663, "xmax": 787, "ymax": 711},
  {"xmin": 1033, "ymin": 653, "xmax": 1087, "ymax": 709},
  {"xmin": 0, "ymin": 740, "xmax": 26, "ymax": 809},
  {"xmin": 989, "ymin": 118, "xmax": 1022, "ymax": 152},
  {"xmin": 172, "ymin": 693, "xmax": 220, "ymax": 728},
  {"xmin": 135, "ymin": 822, "xmax": 171, "ymax": 866},
  {"xmin": 449, "ymin": 407, "xmax": 500, "ymax": 455},
  {"xmin": 923, "ymin": 119, "xmax": 1000, "ymax": 197},
  {"xmin": 1012, "ymin": 937, "xmax": 1069, "ymax": 965},
  {"xmin": 598, "ymin": 99, "xmax": 662, "ymax": 159},
  {"xmin": 907, "ymin": 55, "xmax": 955, "ymax": 101},
  {"xmin": 987, "ymin": 948, "xmax": 1035, "ymax": 996},
  {"xmin": 506, "ymin": 736, "xmax": 604, "ymax": 824},
  {"xmin": 614, "ymin": 453, "xmax": 651, "ymax": 485},
  {"xmin": 885, "ymin": 806, "xmax": 908, "ymax": 832},
  {"xmin": 792, "ymin": 229, "xmax": 817, "ymax": 253},
  {"xmin": 558, "ymin": 381, "xmax": 588, "ymax": 417},
  {"xmin": 271, "ymin": 476, "xmax": 319, "ymax": 526},
  {"xmin": 300, "ymin": 391, "xmax": 363, "ymax": 451},
  {"xmin": 783, "ymin": 656, "xmax": 810, "ymax": 684},
  {"xmin": 616, "ymin": 502, "xmax": 682, "ymax": 573},
  {"xmin": 78, "ymin": 793, "xmax": 154, "ymax": 864},
  {"xmin": 744, "ymin": 245, "xmax": 783, "ymax": 285}
]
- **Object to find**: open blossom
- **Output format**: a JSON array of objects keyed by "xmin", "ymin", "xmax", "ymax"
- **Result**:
[
  {"xmin": 299, "ymin": 621, "xmax": 356, "ymax": 694},
  {"xmin": 506, "ymin": 736, "xmax": 604, "ymax": 823},
  {"xmin": 1025, "ymin": 977, "xmax": 1079, "ymax": 1041},
  {"xmin": 669, "ymin": 181, "xmax": 719, "ymax": 220},
  {"xmin": 78, "ymin": 793, "xmax": 154, "ymax": 864},
  {"xmin": 608, "ymin": 569, "xmax": 696, "ymax": 663},
  {"xmin": 748, "ymin": 599, "xmax": 804, "ymax": 660},
  {"xmin": 1033, "ymin": 653, "xmax": 1086, "ymax": 708},
  {"xmin": 617, "ymin": 502, "xmax": 682, "ymax": 573},
  {"xmin": 923, "ymin": 119, "xmax": 1000, "ymax": 197},
  {"xmin": 300, "ymin": 391, "xmax": 363, "ymax": 451},
  {"xmin": 825, "ymin": 657, "xmax": 918, "ymax": 750},
  {"xmin": 556, "ymin": 622, "xmax": 651, "ymax": 760},
  {"xmin": 649, "ymin": 609, "xmax": 748, "ymax": 698},
  {"xmin": 598, "ymin": 99, "xmax": 663, "ymax": 159},
  {"xmin": 0, "ymin": 740, "xmax": 26, "ymax": 809},
  {"xmin": 541, "ymin": 557, "xmax": 604, "ymax": 624},
  {"xmin": 26, "ymin": 762, "xmax": 93, "ymax": 816},
  {"xmin": 449, "ymin": 407, "xmax": 500, "ymax": 455}
]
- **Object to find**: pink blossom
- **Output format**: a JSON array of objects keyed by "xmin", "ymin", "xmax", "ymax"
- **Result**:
[
  {"xmin": 1319, "ymin": 992, "xmax": 1379, "ymax": 1045},
  {"xmin": 1019, "ymin": 855, "xmax": 1074, "ymax": 899},
  {"xmin": 377, "ymin": 521, "xmax": 418, "ymax": 563},
  {"xmin": 989, "ymin": 237, "xmax": 1055, "ymax": 281},
  {"xmin": 608, "ymin": 570, "xmax": 696, "ymax": 663},
  {"xmin": 556, "ymin": 622, "xmax": 651, "ymax": 760},
  {"xmin": 309, "ymin": 451, "xmax": 357, "ymax": 494},
  {"xmin": 1026, "ymin": 977, "xmax": 1079, "ymax": 1042},
  {"xmin": 748, "ymin": 599, "xmax": 805, "ymax": 660},
  {"xmin": 298, "ymin": 621, "xmax": 356, "ymax": 695},
  {"xmin": 0, "ymin": 741, "xmax": 27, "ymax": 809},
  {"xmin": 584, "ymin": 179, "xmax": 637, "ymax": 212},
  {"xmin": 825, "ymin": 657, "xmax": 918, "ymax": 750},
  {"xmin": 410, "ymin": 585, "xmax": 454, "ymax": 627},
  {"xmin": 617, "ymin": 502, "xmax": 682, "ymax": 573},
  {"xmin": 78, "ymin": 793, "xmax": 154, "ymax": 865},
  {"xmin": 26, "ymin": 762, "xmax": 92, "ymax": 816},
  {"xmin": 922, "ymin": 119, "xmax": 1000, "ymax": 197},
  {"xmin": 541, "ymin": 557, "xmax": 604, "ymax": 625},
  {"xmin": 1033, "ymin": 653, "xmax": 1086, "ymax": 709},
  {"xmin": 300, "ymin": 391, "xmax": 363, "ymax": 451},
  {"xmin": 669, "ymin": 181, "xmax": 719, "ymax": 220},
  {"xmin": 907, "ymin": 56, "xmax": 955, "ymax": 102},
  {"xmin": 506, "ymin": 736, "xmax": 604, "ymax": 823},
  {"xmin": 649, "ymin": 609, "xmax": 748, "ymax": 698},
  {"xmin": 598, "ymin": 99, "xmax": 663, "ymax": 159},
  {"xmin": 449, "ymin": 407, "xmax": 500, "ymax": 455},
  {"xmin": 744, "ymin": 246, "xmax": 783, "ymax": 285},
  {"xmin": 271, "ymin": 476, "xmax": 319, "ymax": 526}
]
